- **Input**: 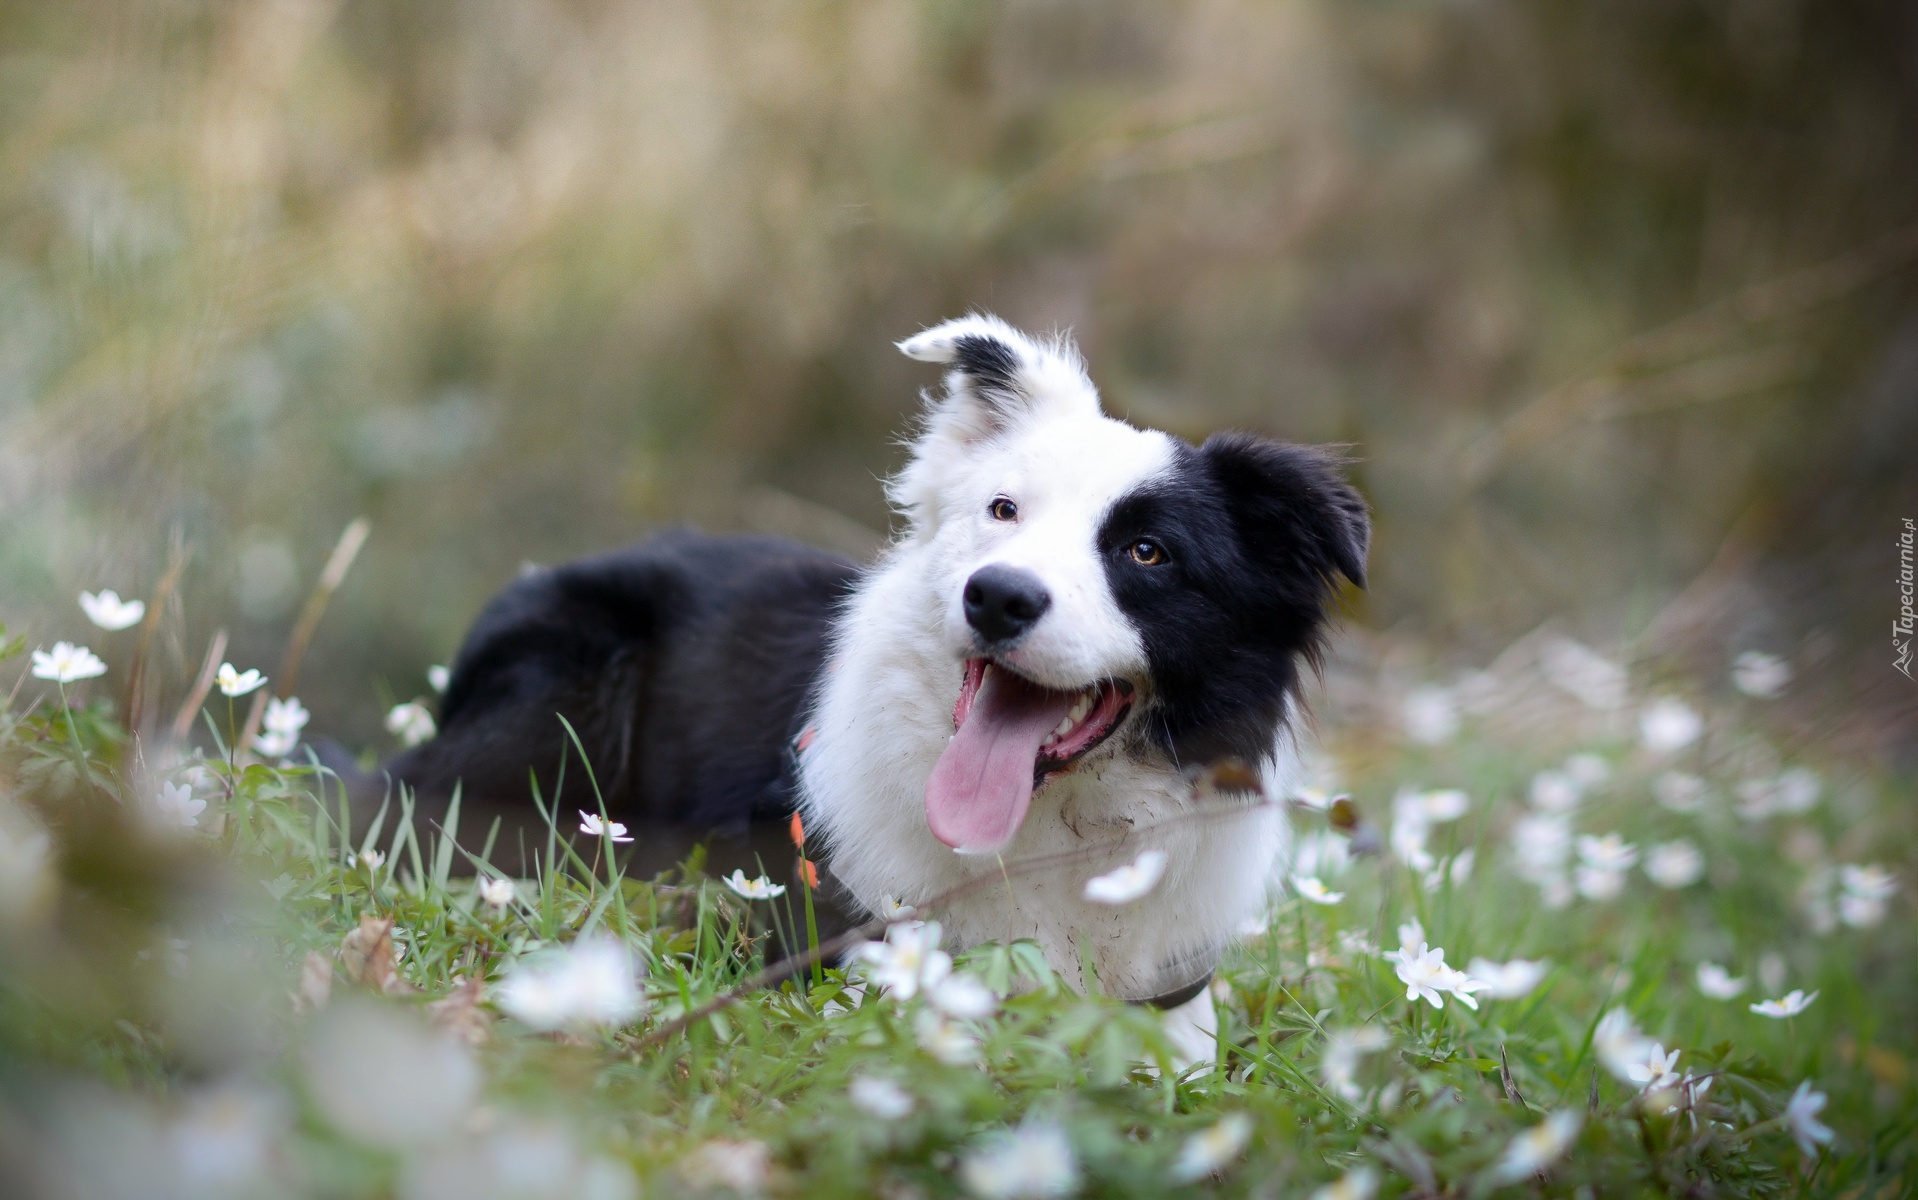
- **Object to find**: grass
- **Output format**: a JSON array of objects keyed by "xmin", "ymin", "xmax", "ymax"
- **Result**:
[{"xmin": 0, "ymin": 620, "xmax": 1912, "ymax": 1199}]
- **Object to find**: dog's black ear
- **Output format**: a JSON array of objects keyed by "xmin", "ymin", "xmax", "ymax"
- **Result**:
[{"xmin": 1199, "ymin": 432, "xmax": 1369, "ymax": 590}]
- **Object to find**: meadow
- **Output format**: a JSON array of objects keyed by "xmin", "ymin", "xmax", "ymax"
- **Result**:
[{"xmin": 0, "ymin": 593, "xmax": 1910, "ymax": 1199}]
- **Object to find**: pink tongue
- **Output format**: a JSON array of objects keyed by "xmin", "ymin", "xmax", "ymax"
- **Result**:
[{"xmin": 925, "ymin": 666, "xmax": 1076, "ymax": 854}]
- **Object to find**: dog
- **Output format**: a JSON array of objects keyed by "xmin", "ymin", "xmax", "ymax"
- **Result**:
[{"xmin": 388, "ymin": 314, "xmax": 1367, "ymax": 1060}]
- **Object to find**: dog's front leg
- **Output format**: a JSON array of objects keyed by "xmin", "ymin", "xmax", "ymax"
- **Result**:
[{"xmin": 1158, "ymin": 987, "xmax": 1219, "ymax": 1074}]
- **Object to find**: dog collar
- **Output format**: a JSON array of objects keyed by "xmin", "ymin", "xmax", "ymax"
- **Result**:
[{"xmin": 1138, "ymin": 972, "xmax": 1215, "ymax": 1010}]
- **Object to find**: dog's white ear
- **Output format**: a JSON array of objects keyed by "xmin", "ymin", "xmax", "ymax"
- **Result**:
[
  {"xmin": 895, "ymin": 314, "xmax": 1101, "ymax": 439},
  {"xmin": 888, "ymin": 315, "xmax": 1102, "ymax": 535}
]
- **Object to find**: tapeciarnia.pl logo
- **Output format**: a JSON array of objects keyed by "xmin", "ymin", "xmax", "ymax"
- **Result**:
[{"xmin": 1898, "ymin": 517, "xmax": 1915, "ymax": 680}]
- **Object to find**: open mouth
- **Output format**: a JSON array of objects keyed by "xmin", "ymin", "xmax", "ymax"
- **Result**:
[{"xmin": 924, "ymin": 658, "xmax": 1135, "ymax": 855}]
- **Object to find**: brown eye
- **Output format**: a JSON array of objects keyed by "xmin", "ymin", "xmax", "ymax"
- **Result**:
[
  {"xmin": 1128, "ymin": 539, "xmax": 1167, "ymax": 566},
  {"xmin": 989, "ymin": 497, "xmax": 1019, "ymax": 522}
]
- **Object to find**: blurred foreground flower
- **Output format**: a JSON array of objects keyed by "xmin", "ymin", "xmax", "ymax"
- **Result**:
[
  {"xmin": 427, "ymin": 664, "xmax": 451, "ymax": 693},
  {"xmin": 214, "ymin": 662, "xmax": 266, "ymax": 697},
  {"xmin": 1170, "ymin": 1113, "xmax": 1252, "ymax": 1182},
  {"xmin": 32, "ymin": 641, "xmax": 106, "ymax": 683},
  {"xmin": 1491, "ymin": 1110, "xmax": 1582, "ymax": 1182},
  {"xmin": 1401, "ymin": 685, "xmax": 1458, "ymax": 744},
  {"xmin": 1784, "ymin": 1081, "xmax": 1834, "ymax": 1157},
  {"xmin": 1084, "ymin": 849, "xmax": 1167, "ymax": 904},
  {"xmin": 914, "ymin": 1008, "xmax": 982, "ymax": 1065},
  {"xmin": 386, "ymin": 701, "xmax": 436, "ymax": 746},
  {"xmin": 1837, "ymin": 864, "xmax": 1897, "ymax": 928},
  {"xmin": 1594, "ymin": 1008, "xmax": 1660, "ymax": 1084},
  {"xmin": 1732, "ymin": 651, "xmax": 1791, "ymax": 699},
  {"xmin": 496, "ymin": 937, "xmax": 644, "ymax": 1032},
  {"xmin": 1541, "ymin": 639, "xmax": 1627, "ymax": 710},
  {"xmin": 1466, "ymin": 958, "xmax": 1549, "ymax": 999},
  {"xmin": 79, "ymin": 589, "xmax": 145, "ymax": 630},
  {"xmin": 961, "ymin": 1120, "xmax": 1080, "ymax": 1200},
  {"xmin": 1696, "ymin": 962, "xmax": 1748, "ymax": 1000},
  {"xmin": 153, "ymin": 782, "xmax": 207, "ymax": 829},
  {"xmin": 1575, "ymin": 834, "xmax": 1637, "ymax": 901},
  {"xmin": 1293, "ymin": 875, "xmax": 1344, "ymax": 905},
  {"xmin": 848, "ymin": 1075, "xmax": 915, "ymax": 1120},
  {"xmin": 476, "ymin": 876, "xmax": 515, "ymax": 908},
  {"xmin": 168, "ymin": 1082, "xmax": 290, "ymax": 1192},
  {"xmin": 1644, "ymin": 840, "xmax": 1704, "ymax": 889},
  {"xmin": 1654, "ymin": 771, "xmax": 1709, "ymax": 813},
  {"xmin": 723, "ymin": 870, "xmax": 785, "ymax": 899},
  {"xmin": 1320, "ymin": 1025, "xmax": 1391, "ymax": 1102},
  {"xmin": 303, "ymin": 1001, "xmax": 479, "ymax": 1149},
  {"xmin": 1639, "ymin": 698, "xmax": 1703, "ymax": 754},
  {"xmin": 1750, "ymin": 989, "xmax": 1817, "ymax": 1018},
  {"xmin": 859, "ymin": 920, "xmax": 949, "ymax": 1000},
  {"xmin": 680, "ymin": 1139, "xmax": 771, "ymax": 1193},
  {"xmin": 1310, "ymin": 1166, "xmax": 1379, "ymax": 1200},
  {"xmin": 404, "ymin": 1123, "xmax": 637, "ymax": 1200}
]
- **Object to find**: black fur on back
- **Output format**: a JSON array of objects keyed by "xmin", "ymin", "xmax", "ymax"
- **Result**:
[
  {"xmin": 1097, "ymin": 434, "xmax": 1368, "ymax": 768},
  {"xmin": 386, "ymin": 532, "xmax": 859, "ymax": 885}
]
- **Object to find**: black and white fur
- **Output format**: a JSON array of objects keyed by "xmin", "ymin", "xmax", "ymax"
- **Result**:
[{"xmin": 389, "ymin": 315, "xmax": 1367, "ymax": 1059}]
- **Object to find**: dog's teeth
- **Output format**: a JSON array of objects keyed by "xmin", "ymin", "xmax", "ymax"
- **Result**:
[{"xmin": 1053, "ymin": 716, "xmax": 1073, "ymax": 736}]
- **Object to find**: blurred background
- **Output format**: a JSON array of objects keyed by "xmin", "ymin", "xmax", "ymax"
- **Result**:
[{"xmin": 0, "ymin": 0, "xmax": 1913, "ymax": 761}]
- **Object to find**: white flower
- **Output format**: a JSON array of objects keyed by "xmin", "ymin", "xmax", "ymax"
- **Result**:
[
  {"xmin": 385, "ymin": 701, "xmax": 436, "ymax": 746},
  {"xmin": 1653, "ymin": 771, "xmax": 1709, "ymax": 813},
  {"xmin": 154, "ymin": 782, "xmax": 208, "ymax": 829},
  {"xmin": 1541, "ymin": 638, "xmax": 1628, "ymax": 710},
  {"xmin": 1396, "ymin": 918, "xmax": 1424, "ymax": 953},
  {"xmin": 1750, "ymin": 989, "xmax": 1818, "ymax": 1018},
  {"xmin": 1491, "ymin": 1110, "xmax": 1582, "ymax": 1182},
  {"xmin": 1528, "ymin": 770, "xmax": 1582, "ymax": 812},
  {"xmin": 1620, "ymin": 1041, "xmax": 1681, "ymax": 1093},
  {"xmin": 1414, "ymin": 788, "xmax": 1470, "ymax": 822},
  {"xmin": 1386, "ymin": 942, "xmax": 1454, "ymax": 1009},
  {"xmin": 1564, "ymin": 753, "xmax": 1611, "ymax": 790},
  {"xmin": 848, "ymin": 1075, "xmax": 914, "ymax": 1120},
  {"xmin": 1466, "ymin": 958, "xmax": 1549, "ymax": 1000},
  {"xmin": 1732, "ymin": 651, "xmax": 1791, "ymax": 699},
  {"xmin": 31, "ymin": 642, "xmax": 107, "ymax": 683},
  {"xmin": 1577, "ymin": 833, "xmax": 1637, "ymax": 872},
  {"xmin": 878, "ymin": 894, "xmax": 918, "ymax": 922},
  {"xmin": 262, "ymin": 696, "xmax": 310, "ymax": 736},
  {"xmin": 1423, "ymin": 849, "xmax": 1474, "ymax": 893},
  {"xmin": 1837, "ymin": 864, "xmax": 1897, "ymax": 928},
  {"xmin": 1575, "ymin": 866, "xmax": 1628, "ymax": 902},
  {"xmin": 1083, "ymin": 849, "xmax": 1167, "ymax": 905},
  {"xmin": 1389, "ymin": 814, "xmax": 1435, "ymax": 872},
  {"xmin": 1783, "ymin": 1081, "xmax": 1834, "ymax": 1157},
  {"xmin": 578, "ymin": 812, "xmax": 634, "ymax": 844},
  {"xmin": 79, "ymin": 589, "xmax": 145, "ymax": 630},
  {"xmin": 929, "ymin": 971, "xmax": 999, "ymax": 1019},
  {"xmin": 350, "ymin": 849, "xmax": 386, "ymax": 870},
  {"xmin": 1593, "ymin": 1008, "xmax": 1657, "ymax": 1083},
  {"xmin": 1639, "ymin": 698, "xmax": 1703, "ymax": 754},
  {"xmin": 1738, "ymin": 768, "xmax": 1821, "ymax": 820},
  {"xmin": 722, "ymin": 869, "xmax": 785, "ymax": 899},
  {"xmin": 1310, "ymin": 1166, "xmax": 1379, "ymax": 1200},
  {"xmin": 1293, "ymin": 875, "xmax": 1344, "ymax": 905},
  {"xmin": 913, "ymin": 1008, "xmax": 981, "ymax": 1065},
  {"xmin": 214, "ymin": 662, "xmax": 266, "ymax": 697},
  {"xmin": 1320, "ymin": 1026, "xmax": 1390, "ymax": 1102},
  {"xmin": 477, "ymin": 876, "xmax": 516, "ymax": 908},
  {"xmin": 960, "ymin": 1120, "xmax": 1080, "ymax": 1200},
  {"xmin": 1695, "ymin": 962, "xmax": 1748, "ymax": 1000},
  {"xmin": 496, "ymin": 937, "xmax": 644, "ymax": 1031},
  {"xmin": 253, "ymin": 728, "xmax": 298, "ymax": 758},
  {"xmin": 427, "ymin": 664, "xmax": 451, "ymax": 693},
  {"xmin": 680, "ymin": 1139, "xmax": 770, "ymax": 1193},
  {"xmin": 1511, "ymin": 813, "xmax": 1573, "ymax": 881},
  {"xmin": 858, "ymin": 921, "xmax": 950, "ymax": 1001},
  {"xmin": 1644, "ymin": 840, "xmax": 1704, "ymax": 889},
  {"xmin": 1291, "ymin": 830, "xmax": 1350, "ymax": 882},
  {"xmin": 1170, "ymin": 1113, "xmax": 1253, "ymax": 1182},
  {"xmin": 1402, "ymin": 686, "xmax": 1459, "ymax": 744}
]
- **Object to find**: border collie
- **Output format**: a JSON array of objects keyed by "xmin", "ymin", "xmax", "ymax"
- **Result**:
[{"xmin": 390, "ymin": 314, "xmax": 1367, "ymax": 1056}]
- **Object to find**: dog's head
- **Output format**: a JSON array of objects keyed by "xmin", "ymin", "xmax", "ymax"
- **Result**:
[{"xmin": 890, "ymin": 315, "xmax": 1369, "ymax": 854}]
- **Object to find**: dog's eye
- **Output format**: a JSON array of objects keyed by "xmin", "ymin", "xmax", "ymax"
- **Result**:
[
  {"xmin": 1128, "ymin": 539, "xmax": 1168, "ymax": 566},
  {"xmin": 988, "ymin": 497, "xmax": 1019, "ymax": 522}
]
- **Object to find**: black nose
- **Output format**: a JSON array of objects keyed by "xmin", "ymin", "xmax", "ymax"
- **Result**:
[{"xmin": 963, "ymin": 565, "xmax": 1052, "ymax": 644}]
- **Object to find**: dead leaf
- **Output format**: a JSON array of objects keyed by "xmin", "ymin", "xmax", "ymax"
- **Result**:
[
  {"xmin": 338, "ymin": 914, "xmax": 416, "ymax": 996},
  {"xmin": 427, "ymin": 975, "xmax": 492, "ymax": 1046}
]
